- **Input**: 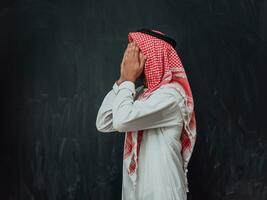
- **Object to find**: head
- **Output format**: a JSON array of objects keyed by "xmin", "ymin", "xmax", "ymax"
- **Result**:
[
  {"xmin": 128, "ymin": 29, "xmax": 193, "ymax": 99},
  {"xmin": 128, "ymin": 29, "xmax": 173, "ymax": 90}
]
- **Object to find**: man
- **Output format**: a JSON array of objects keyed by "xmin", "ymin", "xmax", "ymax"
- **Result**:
[{"xmin": 96, "ymin": 29, "xmax": 197, "ymax": 200}]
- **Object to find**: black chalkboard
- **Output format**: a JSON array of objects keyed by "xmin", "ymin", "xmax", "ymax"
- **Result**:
[{"xmin": 1, "ymin": 0, "xmax": 267, "ymax": 199}]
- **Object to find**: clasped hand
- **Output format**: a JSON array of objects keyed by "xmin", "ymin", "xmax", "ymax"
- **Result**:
[{"xmin": 117, "ymin": 41, "xmax": 147, "ymax": 85}]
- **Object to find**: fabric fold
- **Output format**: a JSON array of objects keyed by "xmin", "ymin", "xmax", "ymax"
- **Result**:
[{"xmin": 122, "ymin": 29, "xmax": 197, "ymax": 194}]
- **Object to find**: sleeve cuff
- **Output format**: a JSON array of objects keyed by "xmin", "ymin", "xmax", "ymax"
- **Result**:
[
  {"xmin": 112, "ymin": 81, "xmax": 119, "ymax": 94},
  {"xmin": 117, "ymin": 81, "xmax": 136, "ymax": 97}
]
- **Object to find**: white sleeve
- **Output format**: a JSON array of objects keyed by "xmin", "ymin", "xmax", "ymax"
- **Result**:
[
  {"xmin": 112, "ymin": 81, "xmax": 184, "ymax": 132},
  {"xmin": 95, "ymin": 82, "xmax": 120, "ymax": 133}
]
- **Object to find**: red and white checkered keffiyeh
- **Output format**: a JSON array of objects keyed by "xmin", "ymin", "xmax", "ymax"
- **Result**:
[{"xmin": 123, "ymin": 29, "xmax": 197, "ymax": 192}]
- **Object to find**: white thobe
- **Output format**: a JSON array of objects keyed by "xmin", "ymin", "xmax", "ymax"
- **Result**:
[{"xmin": 96, "ymin": 80, "xmax": 188, "ymax": 200}]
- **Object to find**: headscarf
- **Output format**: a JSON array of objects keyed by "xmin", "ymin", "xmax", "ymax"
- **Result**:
[{"xmin": 123, "ymin": 29, "xmax": 197, "ymax": 193}]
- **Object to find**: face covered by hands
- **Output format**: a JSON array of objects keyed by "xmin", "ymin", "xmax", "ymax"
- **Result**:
[{"xmin": 117, "ymin": 41, "xmax": 147, "ymax": 86}]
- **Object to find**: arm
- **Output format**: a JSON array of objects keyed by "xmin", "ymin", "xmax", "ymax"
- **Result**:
[
  {"xmin": 112, "ymin": 81, "xmax": 184, "ymax": 132},
  {"xmin": 95, "ymin": 81, "xmax": 144, "ymax": 133},
  {"xmin": 95, "ymin": 82, "xmax": 120, "ymax": 133}
]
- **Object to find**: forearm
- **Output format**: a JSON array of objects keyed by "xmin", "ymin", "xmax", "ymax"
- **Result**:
[
  {"xmin": 112, "ymin": 81, "xmax": 183, "ymax": 132},
  {"xmin": 95, "ymin": 82, "xmax": 119, "ymax": 133}
]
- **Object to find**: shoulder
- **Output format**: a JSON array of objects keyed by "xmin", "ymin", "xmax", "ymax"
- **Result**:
[
  {"xmin": 135, "ymin": 83, "xmax": 186, "ymax": 105},
  {"xmin": 154, "ymin": 82, "xmax": 186, "ymax": 100},
  {"xmin": 134, "ymin": 83, "xmax": 186, "ymax": 109}
]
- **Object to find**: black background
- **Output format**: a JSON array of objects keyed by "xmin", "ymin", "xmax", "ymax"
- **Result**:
[{"xmin": 1, "ymin": 0, "xmax": 267, "ymax": 199}]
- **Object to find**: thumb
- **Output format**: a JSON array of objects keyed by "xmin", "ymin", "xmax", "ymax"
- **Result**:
[{"xmin": 139, "ymin": 54, "xmax": 147, "ymax": 68}]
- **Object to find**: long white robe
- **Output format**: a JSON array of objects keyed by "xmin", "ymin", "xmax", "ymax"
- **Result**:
[{"xmin": 96, "ymin": 81, "xmax": 188, "ymax": 200}]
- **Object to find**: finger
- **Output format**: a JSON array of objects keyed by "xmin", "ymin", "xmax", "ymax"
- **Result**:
[
  {"xmin": 139, "ymin": 53, "xmax": 147, "ymax": 68},
  {"xmin": 139, "ymin": 52, "xmax": 147, "ymax": 60},
  {"xmin": 122, "ymin": 46, "xmax": 130, "ymax": 62},
  {"xmin": 131, "ymin": 41, "xmax": 138, "ymax": 49},
  {"xmin": 133, "ymin": 45, "xmax": 140, "ymax": 58},
  {"xmin": 122, "ymin": 48, "xmax": 128, "ymax": 60},
  {"xmin": 128, "ymin": 44, "xmax": 134, "ymax": 52},
  {"xmin": 129, "ymin": 41, "xmax": 134, "ymax": 48},
  {"xmin": 125, "ymin": 43, "xmax": 134, "ymax": 55},
  {"xmin": 124, "ymin": 43, "xmax": 131, "ymax": 55},
  {"xmin": 126, "ymin": 42, "xmax": 133, "ymax": 51},
  {"xmin": 127, "ymin": 42, "xmax": 132, "ymax": 49},
  {"xmin": 128, "ymin": 43, "xmax": 137, "ymax": 56}
]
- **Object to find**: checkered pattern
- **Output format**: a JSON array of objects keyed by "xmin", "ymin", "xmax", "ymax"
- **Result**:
[{"xmin": 123, "ymin": 29, "xmax": 197, "ymax": 192}]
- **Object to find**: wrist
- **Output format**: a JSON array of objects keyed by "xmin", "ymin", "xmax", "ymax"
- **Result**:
[
  {"xmin": 116, "ymin": 78, "xmax": 125, "ymax": 86},
  {"xmin": 116, "ymin": 77, "xmax": 135, "ymax": 86}
]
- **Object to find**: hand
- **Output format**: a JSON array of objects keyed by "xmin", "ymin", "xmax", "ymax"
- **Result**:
[{"xmin": 117, "ymin": 41, "xmax": 147, "ymax": 85}]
